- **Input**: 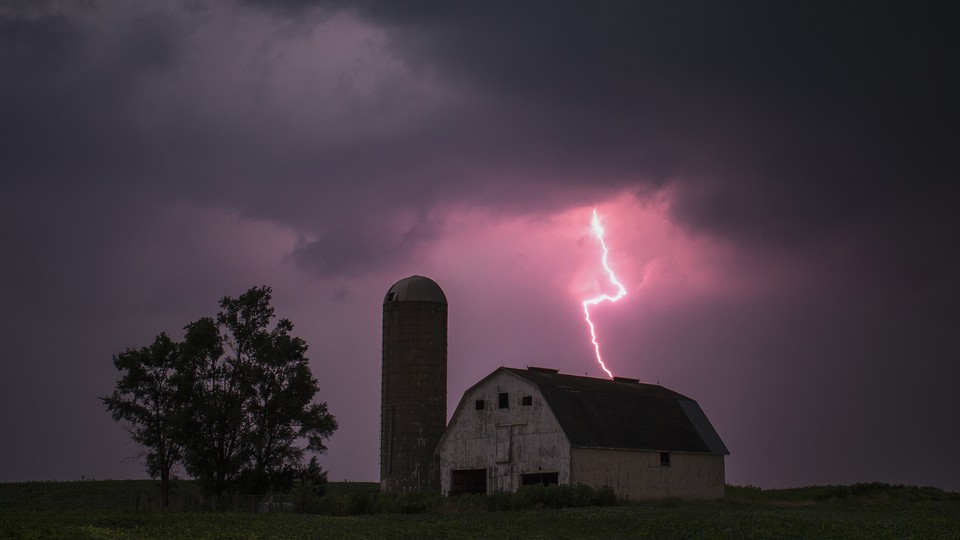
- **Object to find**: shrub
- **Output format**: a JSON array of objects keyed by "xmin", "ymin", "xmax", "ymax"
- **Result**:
[
  {"xmin": 288, "ymin": 483, "xmax": 620, "ymax": 515},
  {"xmin": 437, "ymin": 493, "xmax": 487, "ymax": 513},
  {"xmin": 347, "ymin": 490, "xmax": 376, "ymax": 515},
  {"xmin": 484, "ymin": 484, "xmax": 619, "ymax": 511},
  {"xmin": 382, "ymin": 491, "xmax": 444, "ymax": 514},
  {"xmin": 484, "ymin": 490, "xmax": 513, "ymax": 511}
]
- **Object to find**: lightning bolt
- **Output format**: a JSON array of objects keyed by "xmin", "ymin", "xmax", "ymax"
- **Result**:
[{"xmin": 582, "ymin": 207, "xmax": 627, "ymax": 379}]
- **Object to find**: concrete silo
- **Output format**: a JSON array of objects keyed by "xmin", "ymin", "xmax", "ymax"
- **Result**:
[{"xmin": 381, "ymin": 275, "xmax": 447, "ymax": 492}]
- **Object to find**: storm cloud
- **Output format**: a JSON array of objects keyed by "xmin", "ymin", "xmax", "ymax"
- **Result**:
[{"xmin": 1, "ymin": 1, "xmax": 957, "ymax": 489}]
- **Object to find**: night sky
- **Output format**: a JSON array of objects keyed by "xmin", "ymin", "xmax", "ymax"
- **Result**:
[{"xmin": 2, "ymin": 1, "xmax": 958, "ymax": 491}]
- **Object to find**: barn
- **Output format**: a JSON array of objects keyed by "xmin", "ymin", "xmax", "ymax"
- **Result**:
[{"xmin": 437, "ymin": 366, "xmax": 729, "ymax": 500}]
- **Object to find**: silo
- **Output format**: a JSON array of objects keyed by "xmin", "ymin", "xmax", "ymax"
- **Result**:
[{"xmin": 381, "ymin": 275, "xmax": 447, "ymax": 492}]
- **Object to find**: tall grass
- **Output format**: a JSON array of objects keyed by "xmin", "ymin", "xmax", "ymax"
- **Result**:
[
  {"xmin": 296, "ymin": 483, "xmax": 618, "ymax": 515},
  {"xmin": 0, "ymin": 480, "xmax": 374, "ymax": 513},
  {"xmin": 3, "ymin": 481, "xmax": 960, "ymax": 539},
  {"xmin": 726, "ymin": 482, "xmax": 960, "ymax": 503}
]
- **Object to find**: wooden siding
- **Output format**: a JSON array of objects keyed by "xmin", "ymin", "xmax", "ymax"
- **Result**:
[
  {"xmin": 439, "ymin": 368, "xmax": 727, "ymax": 499},
  {"xmin": 570, "ymin": 447, "xmax": 725, "ymax": 500},
  {"xmin": 439, "ymin": 371, "xmax": 571, "ymax": 494}
]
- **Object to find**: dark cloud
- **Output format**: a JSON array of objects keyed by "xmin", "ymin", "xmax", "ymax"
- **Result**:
[
  {"xmin": 292, "ymin": 210, "xmax": 443, "ymax": 277},
  {"xmin": 0, "ymin": 8, "xmax": 184, "ymax": 185},
  {"xmin": 1, "ymin": 0, "xmax": 958, "ymax": 490},
  {"xmin": 334, "ymin": 1, "xmax": 960, "ymax": 238},
  {"xmin": 317, "ymin": 1, "xmax": 960, "ymax": 325}
]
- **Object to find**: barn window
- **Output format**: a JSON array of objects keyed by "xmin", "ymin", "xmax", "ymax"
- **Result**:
[
  {"xmin": 475, "ymin": 399, "xmax": 485, "ymax": 410},
  {"xmin": 521, "ymin": 395, "xmax": 533, "ymax": 406},
  {"xmin": 660, "ymin": 452, "xmax": 671, "ymax": 467},
  {"xmin": 498, "ymin": 392, "xmax": 509, "ymax": 409}
]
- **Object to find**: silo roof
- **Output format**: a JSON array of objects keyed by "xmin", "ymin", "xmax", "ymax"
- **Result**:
[{"xmin": 384, "ymin": 275, "xmax": 447, "ymax": 304}]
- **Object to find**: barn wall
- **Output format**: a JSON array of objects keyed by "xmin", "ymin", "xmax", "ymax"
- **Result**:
[
  {"xmin": 439, "ymin": 371, "xmax": 570, "ymax": 494},
  {"xmin": 570, "ymin": 447, "xmax": 725, "ymax": 500}
]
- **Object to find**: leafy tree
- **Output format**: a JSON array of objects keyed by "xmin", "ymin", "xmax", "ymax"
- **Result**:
[
  {"xmin": 105, "ymin": 285, "xmax": 338, "ymax": 500},
  {"xmin": 176, "ymin": 286, "xmax": 338, "ymax": 496},
  {"xmin": 101, "ymin": 333, "xmax": 181, "ymax": 507},
  {"xmin": 173, "ymin": 316, "xmax": 248, "ymax": 497}
]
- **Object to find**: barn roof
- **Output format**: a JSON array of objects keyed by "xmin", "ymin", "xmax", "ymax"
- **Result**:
[{"xmin": 503, "ymin": 367, "xmax": 729, "ymax": 455}]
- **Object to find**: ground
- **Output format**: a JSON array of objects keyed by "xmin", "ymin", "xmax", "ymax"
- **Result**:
[{"xmin": 1, "ymin": 481, "xmax": 958, "ymax": 539}]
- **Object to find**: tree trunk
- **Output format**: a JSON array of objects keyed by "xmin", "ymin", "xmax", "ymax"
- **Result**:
[{"xmin": 160, "ymin": 467, "xmax": 170, "ymax": 508}]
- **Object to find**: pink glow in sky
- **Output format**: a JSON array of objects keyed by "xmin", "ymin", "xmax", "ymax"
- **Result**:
[
  {"xmin": 581, "ymin": 208, "xmax": 628, "ymax": 378},
  {"xmin": 3, "ymin": 1, "xmax": 958, "ymax": 495}
]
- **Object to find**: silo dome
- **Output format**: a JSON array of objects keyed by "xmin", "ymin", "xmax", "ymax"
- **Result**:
[{"xmin": 384, "ymin": 275, "xmax": 447, "ymax": 305}]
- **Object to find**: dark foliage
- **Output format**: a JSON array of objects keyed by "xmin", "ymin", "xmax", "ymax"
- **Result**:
[
  {"xmin": 727, "ymin": 482, "xmax": 960, "ymax": 503},
  {"xmin": 101, "ymin": 333, "xmax": 181, "ymax": 507},
  {"xmin": 104, "ymin": 286, "xmax": 337, "ymax": 500},
  {"xmin": 292, "ymin": 484, "xmax": 620, "ymax": 515}
]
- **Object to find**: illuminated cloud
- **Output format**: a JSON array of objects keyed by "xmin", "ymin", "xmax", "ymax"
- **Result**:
[{"xmin": 1, "ymin": 1, "xmax": 957, "ymax": 490}]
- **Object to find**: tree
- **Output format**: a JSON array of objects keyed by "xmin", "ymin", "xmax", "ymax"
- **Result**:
[
  {"xmin": 176, "ymin": 286, "xmax": 338, "ymax": 496},
  {"xmin": 104, "ymin": 285, "xmax": 338, "ymax": 500},
  {"xmin": 173, "ymin": 316, "xmax": 248, "ymax": 497},
  {"xmin": 232, "ymin": 310, "xmax": 337, "ymax": 494},
  {"xmin": 101, "ymin": 333, "xmax": 181, "ymax": 508}
]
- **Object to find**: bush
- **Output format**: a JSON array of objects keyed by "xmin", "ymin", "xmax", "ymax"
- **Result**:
[
  {"xmin": 725, "ymin": 482, "xmax": 960, "ymax": 504},
  {"xmin": 592, "ymin": 485, "xmax": 618, "ymax": 506},
  {"xmin": 436, "ymin": 493, "xmax": 487, "ymax": 513},
  {"xmin": 252, "ymin": 483, "xmax": 621, "ymax": 515},
  {"xmin": 483, "ymin": 484, "xmax": 620, "ymax": 511},
  {"xmin": 484, "ymin": 490, "xmax": 513, "ymax": 511},
  {"xmin": 373, "ymin": 491, "xmax": 444, "ymax": 514},
  {"xmin": 290, "ymin": 481, "xmax": 325, "ymax": 514},
  {"xmin": 347, "ymin": 490, "xmax": 376, "ymax": 514}
]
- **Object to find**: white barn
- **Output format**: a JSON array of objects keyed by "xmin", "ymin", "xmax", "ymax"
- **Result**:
[{"xmin": 437, "ymin": 367, "xmax": 729, "ymax": 500}]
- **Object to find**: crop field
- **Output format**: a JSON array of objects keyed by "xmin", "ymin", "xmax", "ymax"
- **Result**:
[{"xmin": 1, "ymin": 481, "xmax": 958, "ymax": 539}]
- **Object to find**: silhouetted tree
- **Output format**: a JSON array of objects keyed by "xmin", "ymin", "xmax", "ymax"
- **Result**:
[
  {"xmin": 173, "ymin": 315, "xmax": 248, "ymax": 497},
  {"xmin": 175, "ymin": 286, "xmax": 338, "ymax": 496},
  {"xmin": 105, "ymin": 285, "xmax": 338, "ymax": 500},
  {"xmin": 102, "ymin": 333, "xmax": 181, "ymax": 507}
]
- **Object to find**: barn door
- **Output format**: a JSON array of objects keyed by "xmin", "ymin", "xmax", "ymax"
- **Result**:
[
  {"xmin": 496, "ymin": 425, "xmax": 512, "ymax": 463},
  {"xmin": 450, "ymin": 468, "xmax": 487, "ymax": 495}
]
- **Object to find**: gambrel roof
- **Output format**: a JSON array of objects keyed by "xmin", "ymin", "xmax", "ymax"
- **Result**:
[{"xmin": 501, "ymin": 367, "xmax": 729, "ymax": 455}]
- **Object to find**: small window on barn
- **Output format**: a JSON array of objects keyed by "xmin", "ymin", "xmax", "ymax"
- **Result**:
[
  {"xmin": 521, "ymin": 395, "xmax": 533, "ymax": 406},
  {"xmin": 475, "ymin": 399, "xmax": 485, "ymax": 410},
  {"xmin": 498, "ymin": 392, "xmax": 509, "ymax": 409},
  {"xmin": 660, "ymin": 452, "xmax": 671, "ymax": 467}
]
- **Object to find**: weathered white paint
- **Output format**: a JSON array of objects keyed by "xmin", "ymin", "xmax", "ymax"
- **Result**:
[
  {"xmin": 438, "ymin": 371, "xmax": 571, "ymax": 494},
  {"xmin": 438, "ymin": 369, "xmax": 725, "ymax": 499}
]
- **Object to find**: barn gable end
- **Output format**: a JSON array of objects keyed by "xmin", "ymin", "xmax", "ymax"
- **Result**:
[{"xmin": 438, "ymin": 369, "xmax": 572, "ymax": 495}]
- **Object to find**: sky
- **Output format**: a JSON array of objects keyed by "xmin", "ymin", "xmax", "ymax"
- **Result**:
[{"xmin": 1, "ymin": 1, "xmax": 958, "ymax": 491}]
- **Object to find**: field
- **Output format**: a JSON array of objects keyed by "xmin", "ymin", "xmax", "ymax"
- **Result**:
[{"xmin": 1, "ymin": 481, "xmax": 958, "ymax": 539}]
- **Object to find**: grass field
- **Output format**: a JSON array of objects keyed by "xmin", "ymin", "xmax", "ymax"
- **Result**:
[{"xmin": 1, "ymin": 481, "xmax": 958, "ymax": 539}]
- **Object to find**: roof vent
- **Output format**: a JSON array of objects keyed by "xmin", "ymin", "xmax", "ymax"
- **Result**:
[
  {"xmin": 528, "ymin": 366, "xmax": 559, "ymax": 374},
  {"xmin": 560, "ymin": 385, "xmax": 580, "ymax": 392},
  {"xmin": 613, "ymin": 376, "xmax": 639, "ymax": 384}
]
